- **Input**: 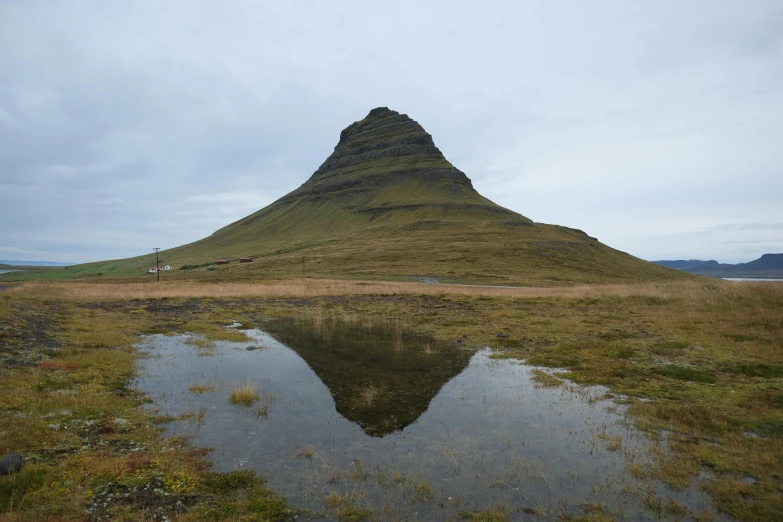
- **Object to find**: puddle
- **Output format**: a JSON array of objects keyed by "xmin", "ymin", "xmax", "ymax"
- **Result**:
[{"xmin": 134, "ymin": 317, "xmax": 723, "ymax": 520}]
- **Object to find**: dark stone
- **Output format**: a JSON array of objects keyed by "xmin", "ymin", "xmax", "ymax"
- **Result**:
[
  {"xmin": 0, "ymin": 453, "xmax": 22, "ymax": 475},
  {"xmin": 497, "ymin": 333, "xmax": 510, "ymax": 339}
]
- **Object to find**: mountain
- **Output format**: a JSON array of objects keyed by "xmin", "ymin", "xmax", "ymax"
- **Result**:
[
  {"xmin": 654, "ymin": 260, "xmax": 719, "ymax": 271},
  {"xmin": 0, "ymin": 260, "xmax": 73, "ymax": 267},
  {"xmin": 262, "ymin": 317, "xmax": 473, "ymax": 437},
  {"xmin": 16, "ymin": 107, "xmax": 685, "ymax": 285},
  {"xmin": 653, "ymin": 254, "xmax": 783, "ymax": 278}
]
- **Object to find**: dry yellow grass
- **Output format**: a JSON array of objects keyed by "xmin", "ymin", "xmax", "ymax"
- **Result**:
[
  {"xmin": 8, "ymin": 278, "xmax": 782, "ymax": 302},
  {"xmin": 229, "ymin": 380, "xmax": 259, "ymax": 406}
]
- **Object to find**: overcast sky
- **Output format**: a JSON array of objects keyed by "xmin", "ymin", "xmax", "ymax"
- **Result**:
[{"xmin": 1, "ymin": 1, "xmax": 781, "ymax": 264}]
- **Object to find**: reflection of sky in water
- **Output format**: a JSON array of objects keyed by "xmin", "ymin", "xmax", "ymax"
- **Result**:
[{"xmin": 134, "ymin": 322, "xmax": 722, "ymax": 520}]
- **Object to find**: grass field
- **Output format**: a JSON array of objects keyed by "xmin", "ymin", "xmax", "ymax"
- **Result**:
[{"xmin": 1, "ymin": 278, "xmax": 781, "ymax": 520}]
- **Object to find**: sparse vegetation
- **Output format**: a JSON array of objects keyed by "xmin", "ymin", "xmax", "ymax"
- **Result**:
[
  {"xmin": 597, "ymin": 433, "xmax": 623, "ymax": 451},
  {"xmin": 462, "ymin": 507, "xmax": 509, "ymax": 521},
  {"xmin": 323, "ymin": 490, "xmax": 372, "ymax": 521},
  {"xmin": 188, "ymin": 383, "xmax": 218, "ymax": 394},
  {"xmin": 0, "ymin": 297, "xmax": 292, "ymax": 521},
  {"xmin": 353, "ymin": 382, "xmax": 385, "ymax": 408},
  {"xmin": 252, "ymin": 393, "xmax": 276, "ymax": 419},
  {"xmin": 296, "ymin": 444, "xmax": 315, "ymax": 460},
  {"xmin": 413, "ymin": 480, "xmax": 435, "ymax": 502},
  {"xmin": 180, "ymin": 406, "xmax": 208, "ymax": 424},
  {"xmin": 531, "ymin": 368, "xmax": 563, "ymax": 387},
  {"xmin": 229, "ymin": 380, "xmax": 259, "ymax": 406},
  {"xmin": 2, "ymin": 279, "xmax": 782, "ymax": 520}
]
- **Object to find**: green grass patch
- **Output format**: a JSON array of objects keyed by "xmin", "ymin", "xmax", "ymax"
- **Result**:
[
  {"xmin": 656, "ymin": 365, "xmax": 716, "ymax": 383},
  {"xmin": 0, "ymin": 466, "xmax": 49, "ymax": 512},
  {"xmin": 724, "ymin": 363, "xmax": 783, "ymax": 378}
]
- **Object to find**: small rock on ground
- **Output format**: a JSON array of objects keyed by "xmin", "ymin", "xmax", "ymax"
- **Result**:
[{"xmin": 0, "ymin": 453, "xmax": 22, "ymax": 475}]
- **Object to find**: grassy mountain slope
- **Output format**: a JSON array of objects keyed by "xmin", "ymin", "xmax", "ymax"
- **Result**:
[{"xmin": 16, "ymin": 107, "xmax": 687, "ymax": 285}]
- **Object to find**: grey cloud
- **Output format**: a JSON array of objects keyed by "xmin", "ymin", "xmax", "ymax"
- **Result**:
[{"xmin": 0, "ymin": 1, "xmax": 781, "ymax": 263}]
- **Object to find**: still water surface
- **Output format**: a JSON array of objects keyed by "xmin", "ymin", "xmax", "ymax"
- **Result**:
[
  {"xmin": 134, "ymin": 317, "xmax": 721, "ymax": 520},
  {"xmin": 723, "ymin": 277, "xmax": 782, "ymax": 282}
]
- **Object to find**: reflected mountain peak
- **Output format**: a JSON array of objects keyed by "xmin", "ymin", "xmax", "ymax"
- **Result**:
[{"xmin": 261, "ymin": 317, "xmax": 475, "ymax": 437}]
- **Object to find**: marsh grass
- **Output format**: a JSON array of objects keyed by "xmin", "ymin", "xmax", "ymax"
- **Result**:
[
  {"xmin": 297, "ymin": 444, "xmax": 315, "ymax": 460},
  {"xmin": 229, "ymin": 380, "xmax": 259, "ymax": 406},
  {"xmin": 352, "ymin": 382, "xmax": 387, "ymax": 409},
  {"xmin": 0, "ymin": 299, "xmax": 291, "ymax": 521},
  {"xmin": 3, "ymin": 279, "xmax": 783, "ymax": 520},
  {"xmin": 462, "ymin": 507, "xmax": 509, "ymax": 521},
  {"xmin": 252, "ymin": 393, "xmax": 276, "ymax": 419},
  {"xmin": 597, "ymin": 433, "xmax": 623, "ymax": 451},
  {"xmin": 422, "ymin": 342, "xmax": 439, "ymax": 355},
  {"xmin": 188, "ymin": 384, "xmax": 218, "ymax": 394},
  {"xmin": 323, "ymin": 490, "xmax": 372, "ymax": 521},
  {"xmin": 180, "ymin": 406, "xmax": 207, "ymax": 424},
  {"xmin": 412, "ymin": 480, "xmax": 435, "ymax": 502},
  {"xmin": 531, "ymin": 369, "xmax": 563, "ymax": 388}
]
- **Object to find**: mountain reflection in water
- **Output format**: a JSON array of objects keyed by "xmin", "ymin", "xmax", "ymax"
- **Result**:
[
  {"xmin": 261, "ymin": 316, "xmax": 474, "ymax": 436},
  {"xmin": 134, "ymin": 316, "xmax": 722, "ymax": 520}
]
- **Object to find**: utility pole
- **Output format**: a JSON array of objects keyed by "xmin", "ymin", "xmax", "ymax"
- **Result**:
[
  {"xmin": 302, "ymin": 256, "xmax": 306, "ymax": 276},
  {"xmin": 153, "ymin": 248, "xmax": 161, "ymax": 282}
]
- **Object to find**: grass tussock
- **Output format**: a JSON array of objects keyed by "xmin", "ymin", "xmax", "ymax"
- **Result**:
[
  {"xmin": 188, "ymin": 384, "xmax": 218, "ymax": 395},
  {"xmin": 229, "ymin": 380, "xmax": 259, "ymax": 406}
]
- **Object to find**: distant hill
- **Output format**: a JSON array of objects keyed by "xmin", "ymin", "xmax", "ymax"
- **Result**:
[
  {"xmin": 0, "ymin": 260, "xmax": 73, "ymax": 267},
  {"xmin": 653, "ymin": 254, "xmax": 783, "ymax": 278},
  {"xmin": 655, "ymin": 259, "xmax": 719, "ymax": 271},
  {"xmin": 12, "ymin": 107, "xmax": 686, "ymax": 286}
]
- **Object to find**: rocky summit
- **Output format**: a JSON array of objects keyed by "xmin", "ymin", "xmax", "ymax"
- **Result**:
[
  {"xmin": 233, "ymin": 107, "xmax": 521, "ymax": 232},
  {"xmin": 48, "ymin": 107, "xmax": 686, "ymax": 285},
  {"xmin": 289, "ymin": 107, "xmax": 519, "ymax": 219}
]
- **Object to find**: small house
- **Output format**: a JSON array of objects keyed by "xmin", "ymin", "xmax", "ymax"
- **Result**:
[
  {"xmin": 240, "ymin": 257, "xmax": 253, "ymax": 263},
  {"xmin": 216, "ymin": 259, "xmax": 229, "ymax": 265}
]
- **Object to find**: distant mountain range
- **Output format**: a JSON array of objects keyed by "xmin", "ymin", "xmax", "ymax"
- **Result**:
[
  {"xmin": 653, "ymin": 254, "xmax": 783, "ymax": 278},
  {"xmin": 0, "ymin": 260, "xmax": 73, "ymax": 267}
]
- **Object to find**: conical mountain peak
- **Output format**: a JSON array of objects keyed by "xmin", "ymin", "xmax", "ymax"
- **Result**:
[
  {"xmin": 61, "ymin": 106, "xmax": 684, "ymax": 287},
  {"xmin": 308, "ymin": 107, "xmax": 461, "ymax": 186}
]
